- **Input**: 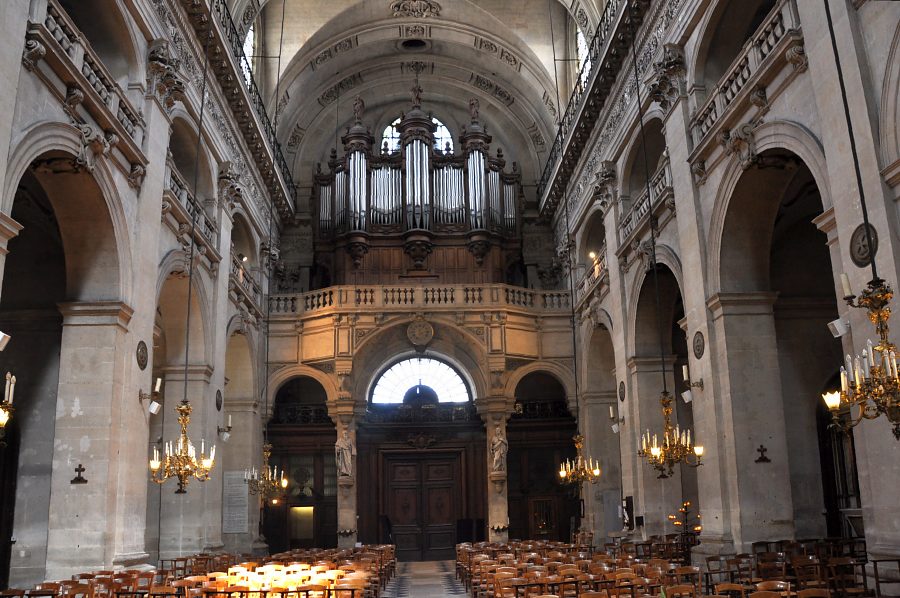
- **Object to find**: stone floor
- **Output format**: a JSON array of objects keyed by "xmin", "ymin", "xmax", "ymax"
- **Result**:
[{"xmin": 381, "ymin": 560, "xmax": 467, "ymax": 598}]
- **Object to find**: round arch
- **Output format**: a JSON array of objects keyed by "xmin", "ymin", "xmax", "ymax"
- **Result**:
[
  {"xmin": 626, "ymin": 248, "xmax": 684, "ymax": 358},
  {"xmin": 366, "ymin": 353, "xmax": 474, "ymax": 404},
  {"xmin": 503, "ymin": 361, "xmax": 575, "ymax": 410},
  {"xmin": 3, "ymin": 121, "xmax": 132, "ymax": 302},
  {"xmin": 879, "ymin": 20, "xmax": 900, "ymax": 174},
  {"xmin": 266, "ymin": 364, "xmax": 341, "ymax": 420},
  {"xmin": 707, "ymin": 119, "xmax": 832, "ymax": 295}
]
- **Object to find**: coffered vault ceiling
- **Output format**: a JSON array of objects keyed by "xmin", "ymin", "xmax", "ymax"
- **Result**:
[{"xmin": 229, "ymin": 0, "xmax": 598, "ymax": 205}]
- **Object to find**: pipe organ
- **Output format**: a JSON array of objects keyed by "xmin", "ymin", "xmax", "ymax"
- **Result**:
[{"xmin": 313, "ymin": 89, "xmax": 523, "ymax": 285}]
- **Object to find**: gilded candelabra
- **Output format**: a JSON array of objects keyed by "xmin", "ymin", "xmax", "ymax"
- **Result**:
[
  {"xmin": 638, "ymin": 392, "xmax": 704, "ymax": 478},
  {"xmin": 558, "ymin": 434, "xmax": 601, "ymax": 486},
  {"xmin": 246, "ymin": 443, "xmax": 287, "ymax": 498},
  {"xmin": 149, "ymin": 400, "xmax": 215, "ymax": 493},
  {"xmin": 823, "ymin": 277, "xmax": 900, "ymax": 439}
]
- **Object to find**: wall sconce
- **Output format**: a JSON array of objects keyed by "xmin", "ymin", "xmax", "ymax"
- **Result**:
[
  {"xmin": 218, "ymin": 414, "xmax": 233, "ymax": 441},
  {"xmin": 609, "ymin": 405, "xmax": 624, "ymax": 433},
  {"xmin": 682, "ymin": 365, "xmax": 704, "ymax": 390},
  {"xmin": 140, "ymin": 377, "xmax": 163, "ymax": 414}
]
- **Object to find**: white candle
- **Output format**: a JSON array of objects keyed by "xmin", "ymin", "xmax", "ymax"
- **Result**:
[
  {"xmin": 892, "ymin": 352, "xmax": 898, "ymax": 380},
  {"xmin": 682, "ymin": 365, "xmax": 689, "ymax": 381},
  {"xmin": 840, "ymin": 367, "xmax": 848, "ymax": 393},
  {"xmin": 228, "ymin": 414, "xmax": 232, "ymax": 427},
  {"xmin": 840, "ymin": 273, "xmax": 852, "ymax": 297},
  {"xmin": 846, "ymin": 354, "xmax": 853, "ymax": 376},
  {"xmin": 863, "ymin": 350, "xmax": 870, "ymax": 376},
  {"xmin": 609, "ymin": 405, "xmax": 614, "ymax": 419},
  {"xmin": 155, "ymin": 377, "xmax": 162, "ymax": 393},
  {"xmin": 8, "ymin": 375, "xmax": 15, "ymax": 405}
]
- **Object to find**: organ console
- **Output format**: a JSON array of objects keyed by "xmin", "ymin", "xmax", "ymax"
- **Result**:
[{"xmin": 313, "ymin": 84, "xmax": 524, "ymax": 283}]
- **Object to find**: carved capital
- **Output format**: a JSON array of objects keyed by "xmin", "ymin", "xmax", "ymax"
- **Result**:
[
  {"xmin": 785, "ymin": 42, "xmax": 808, "ymax": 73},
  {"xmin": 647, "ymin": 44, "xmax": 686, "ymax": 112},
  {"xmin": 147, "ymin": 39, "xmax": 185, "ymax": 111},
  {"xmin": 127, "ymin": 163, "xmax": 146, "ymax": 190}
]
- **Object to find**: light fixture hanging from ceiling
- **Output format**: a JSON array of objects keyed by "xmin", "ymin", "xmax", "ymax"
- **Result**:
[
  {"xmin": 150, "ymin": 31, "xmax": 215, "ymax": 494},
  {"xmin": 820, "ymin": 0, "xmax": 899, "ymax": 440},
  {"xmin": 245, "ymin": 0, "xmax": 290, "ymax": 503},
  {"xmin": 621, "ymin": 0, "xmax": 702, "ymax": 477}
]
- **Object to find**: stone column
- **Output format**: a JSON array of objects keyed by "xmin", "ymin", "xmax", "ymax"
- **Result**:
[
  {"xmin": 485, "ymin": 409, "xmax": 510, "ymax": 543},
  {"xmin": 157, "ymin": 364, "xmax": 216, "ymax": 558},
  {"xmin": 221, "ymin": 395, "xmax": 264, "ymax": 555},
  {"xmin": 332, "ymin": 394, "xmax": 358, "ymax": 549},
  {"xmin": 581, "ymin": 391, "xmax": 622, "ymax": 541},
  {"xmin": 707, "ymin": 292, "xmax": 796, "ymax": 550},
  {"xmin": 43, "ymin": 302, "xmax": 135, "ymax": 580},
  {"xmin": 628, "ymin": 355, "xmax": 682, "ymax": 539}
]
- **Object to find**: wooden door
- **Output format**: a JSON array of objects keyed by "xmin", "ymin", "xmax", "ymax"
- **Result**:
[{"xmin": 384, "ymin": 453, "xmax": 460, "ymax": 561}]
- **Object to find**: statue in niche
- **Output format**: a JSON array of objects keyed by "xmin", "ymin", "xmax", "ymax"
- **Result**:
[
  {"xmin": 490, "ymin": 424, "xmax": 508, "ymax": 473},
  {"xmin": 469, "ymin": 97, "xmax": 480, "ymax": 122},
  {"xmin": 352, "ymin": 95, "xmax": 365, "ymax": 123},
  {"xmin": 336, "ymin": 428, "xmax": 356, "ymax": 477}
]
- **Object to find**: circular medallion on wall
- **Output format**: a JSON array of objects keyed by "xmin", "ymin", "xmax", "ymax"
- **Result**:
[
  {"xmin": 407, "ymin": 319, "xmax": 434, "ymax": 346},
  {"xmin": 618, "ymin": 381, "xmax": 626, "ymax": 402},
  {"xmin": 136, "ymin": 340, "xmax": 148, "ymax": 370},
  {"xmin": 850, "ymin": 224, "xmax": 878, "ymax": 268},
  {"xmin": 216, "ymin": 390, "xmax": 223, "ymax": 412},
  {"xmin": 692, "ymin": 331, "xmax": 705, "ymax": 360}
]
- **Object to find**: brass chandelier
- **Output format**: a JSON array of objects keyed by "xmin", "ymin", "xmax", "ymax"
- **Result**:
[
  {"xmin": 245, "ymin": 443, "xmax": 287, "ymax": 498},
  {"xmin": 638, "ymin": 392, "xmax": 703, "ymax": 478},
  {"xmin": 558, "ymin": 434, "xmax": 601, "ymax": 486},
  {"xmin": 150, "ymin": 400, "xmax": 215, "ymax": 493},
  {"xmin": 148, "ymin": 33, "xmax": 215, "ymax": 493},
  {"xmin": 823, "ymin": 278, "xmax": 900, "ymax": 439},
  {"xmin": 820, "ymin": 2, "xmax": 899, "ymax": 440}
]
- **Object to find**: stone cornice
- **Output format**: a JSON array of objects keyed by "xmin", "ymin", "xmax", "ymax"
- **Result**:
[
  {"xmin": 58, "ymin": 301, "xmax": 134, "ymax": 331},
  {"xmin": 706, "ymin": 292, "xmax": 779, "ymax": 319},
  {"xmin": 0, "ymin": 212, "xmax": 24, "ymax": 252}
]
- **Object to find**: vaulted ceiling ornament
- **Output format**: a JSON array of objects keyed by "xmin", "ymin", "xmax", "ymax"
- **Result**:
[{"xmin": 391, "ymin": 0, "xmax": 441, "ymax": 19}]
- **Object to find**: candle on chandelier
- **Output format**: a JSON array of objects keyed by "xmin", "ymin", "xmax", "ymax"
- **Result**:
[
  {"xmin": 155, "ymin": 377, "xmax": 162, "ymax": 393},
  {"xmin": 3, "ymin": 372, "xmax": 9, "ymax": 404},
  {"xmin": 840, "ymin": 273, "xmax": 853, "ymax": 297},
  {"xmin": 863, "ymin": 350, "xmax": 870, "ymax": 376},
  {"xmin": 609, "ymin": 405, "xmax": 614, "ymax": 419},
  {"xmin": 228, "ymin": 414, "xmax": 232, "ymax": 428},
  {"xmin": 8, "ymin": 375, "xmax": 15, "ymax": 405},
  {"xmin": 840, "ymin": 367, "xmax": 848, "ymax": 393},
  {"xmin": 682, "ymin": 365, "xmax": 689, "ymax": 381},
  {"xmin": 892, "ymin": 352, "xmax": 899, "ymax": 379}
]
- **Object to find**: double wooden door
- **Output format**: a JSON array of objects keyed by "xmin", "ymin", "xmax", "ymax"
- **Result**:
[{"xmin": 384, "ymin": 453, "xmax": 460, "ymax": 561}]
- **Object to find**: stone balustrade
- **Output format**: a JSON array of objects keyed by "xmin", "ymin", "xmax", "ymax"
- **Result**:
[
  {"xmin": 31, "ymin": 0, "xmax": 145, "ymax": 157},
  {"xmin": 618, "ymin": 156, "xmax": 673, "ymax": 241},
  {"xmin": 229, "ymin": 253, "xmax": 262, "ymax": 312},
  {"xmin": 574, "ymin": 248, "xmax": 608, "ymax": 307},
  {"xmin": 165, "ymin": 165, "xmax": 219, "ymax": 246},
  {"xmin": 269, "ymin": 284, "xmax": 571, "ymax": 316},
  {"xmin": 689, "ymin": 0, "xmax": 802, "ymax": 146}
]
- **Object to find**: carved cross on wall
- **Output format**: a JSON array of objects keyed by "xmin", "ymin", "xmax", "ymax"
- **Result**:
[
  {"xmin": 71, "ymin": 463, "xmax": 88, "ymax": 484},
  {"xmin": 755, "ymin": 445, "xmax": 771, "ymax": 463}
]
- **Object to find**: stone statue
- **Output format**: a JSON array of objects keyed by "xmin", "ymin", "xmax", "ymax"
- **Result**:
[
  {"xmin": 490, "ymin": 424, "xmax": 508, "ymax": 473},
  {"xmin": 468, "ymin": 97, "xmax": 480, "ymax": 122},
  {"xmin": 336, "ymin": 428, "xmax": 355, "ymax": 477},
  {"xmin": 352, "ymin": 95, "xmax": 365, "ymax": 123},
  {"xmin": 411, "ymin": 80, "xmax": 423, "ymax": 108}
]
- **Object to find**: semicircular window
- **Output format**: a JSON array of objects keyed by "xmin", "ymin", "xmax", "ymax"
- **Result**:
[
  {"xmin": 381, "ymin": 117, "xmax": 454, "ymax": 153},
  {"xmin": 371, "ymin": 357, "xmax": 470, "ymax": 404}
]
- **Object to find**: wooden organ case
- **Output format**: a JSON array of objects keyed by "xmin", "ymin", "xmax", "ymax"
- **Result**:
[{"xmin": 312, "ymin": 89, "xmax": 524, "ymax": 286}]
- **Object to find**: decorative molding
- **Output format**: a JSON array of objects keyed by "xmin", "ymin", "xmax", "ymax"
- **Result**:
[
  {"xmin": 22, "ymin": 36, "xmax": 46, "ymax": 71},
  {"xmin": 127, "ymin": 164, "xmax": 146, "ymax": 190},
  {"xmin": 646, "ymin": 43, "xmax": 685, "ymax": 112},
  {"xmin": 318, "ymin": 73, "xmax": 364, "ymax": 107},
  {"xmin": 720, "ymin": 122, "xmax": 759, "ymax": 170},
  {"xmin": 310, "ymin": 36, "xmax": 359, "ymax": 71},
  {"xmin": 147, "ymin": 39, "xmax": 185, "ymax": 112},
  {"xmin": 468, "ymin": 74, "xmax": 514, "ymax": 107},
  {"xmin": 785, "ymin": 42, "xmax": 808, "ymax": 73}
]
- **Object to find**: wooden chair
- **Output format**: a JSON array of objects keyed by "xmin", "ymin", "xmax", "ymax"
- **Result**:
[
  {"xmin": 872, "ymin": 559, "xmax": 900, "ymax": 598},
  {"xmin": 147, "ymin": 586, "xmax": 179, "ymax": 598},
  {"xmin": 827, "ymin": 558, "xmax": 872, "ymax": 598},
  {"xmin": 797, "ymin": 590, "xmax": 830, "ymax": 598},
  {"xmin": 59, "ymin": 585, "xmax": 94, "ymax": 598},
  {"xmin": 749, "ymin": 593, "xmax": 782, "ymax": 598},
  {"xmin": 792, "ymin": 556, "xmax": 826, "ymax": 591},
  {"xmin": 756, "ymin": 581, "xmax": 790, "ymax": 593},
  {"xmin": 715, "ymin": 583, "xmax": 749, "ymax": 598},
  {"xmin": 1, "ymin": 591, "xmax": 27, "ymax": 598},
  {"xmin": 666, "ymin": 584, "xmax": 697, "ymax": 598}
]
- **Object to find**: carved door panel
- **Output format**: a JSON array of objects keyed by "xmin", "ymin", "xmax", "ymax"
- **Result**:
[{"xmin": 385, "ymin": 454, "xmax": 460, "ymax": 561}]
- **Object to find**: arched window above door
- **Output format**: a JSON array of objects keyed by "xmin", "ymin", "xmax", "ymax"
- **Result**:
[{"xmin": 371, "ymin": 357, "xmax": 470, "ymax": 404}]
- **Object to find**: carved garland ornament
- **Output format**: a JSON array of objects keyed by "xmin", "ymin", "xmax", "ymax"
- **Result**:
[{"xmin": 391, "ymin": 0, "xmax": 441, "ymax": 18}]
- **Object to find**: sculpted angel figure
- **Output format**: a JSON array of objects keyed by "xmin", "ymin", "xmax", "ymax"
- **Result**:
[{"xmin": 490, "ymin": 424, "xmax": 508, "ymax": 473}]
